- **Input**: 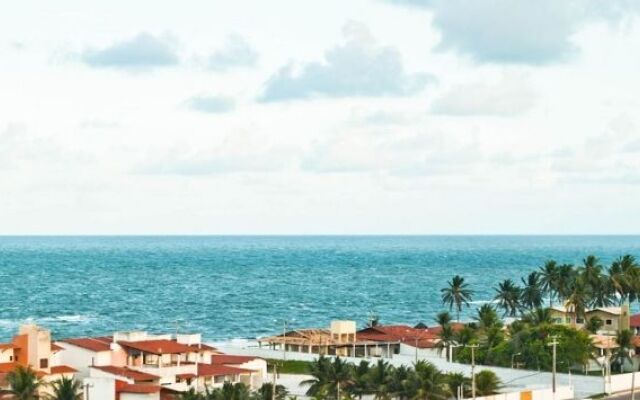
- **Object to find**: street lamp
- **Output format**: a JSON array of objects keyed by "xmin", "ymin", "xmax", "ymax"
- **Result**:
[{"xmin": 511, "ymin": 352, "xmax": 522, "ymax": 369}]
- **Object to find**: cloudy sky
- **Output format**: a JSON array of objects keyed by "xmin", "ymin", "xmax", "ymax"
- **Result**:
[{"xmin": 1, "ymin": 0, "xmax": 640, "ymax": 234}]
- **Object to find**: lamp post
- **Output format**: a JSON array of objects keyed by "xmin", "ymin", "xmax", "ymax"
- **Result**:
[
  {"xmin": 275, "ymin": 319, "xmax": 293, "ymax": 361},
  {"xmin": 83, "ymin": 382, "xmax": 94, "ymax": 400},
  {"xmin": 511, "ymin": 352, "xmax": 522, "ymax": 369},
  {"xmin": 468, "ymin": 344, "xmax": 479, "ymax": 400},
  {"xmin": 547, "ymin": 335, "xmax": 559, "ymax": 395}
]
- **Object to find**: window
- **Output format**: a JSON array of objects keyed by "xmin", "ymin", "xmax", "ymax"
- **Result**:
[
  {"xmin": 40, "ymin": 358, "xmax": 48, "ymax": 368},
  {"xmin": 606, "ymin": 319, "xmax": 613, "ymax": 325},
  {"xmin": 565, "ymin": 317, "xmax": 571, "ymax": 324},
  {"xmin": 576, "ymin": 318, "xmax": 584, "ymax": 324}
]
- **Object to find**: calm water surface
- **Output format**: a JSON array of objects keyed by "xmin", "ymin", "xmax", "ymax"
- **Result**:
[{"xmin": 1, "ymin": 236, "xmax": 639, "ymax": 341}]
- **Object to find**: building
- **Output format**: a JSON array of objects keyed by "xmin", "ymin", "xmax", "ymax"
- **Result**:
[
  {"xmin": 259, "ymin": 320, "xmax": 458, "ymax": 359},
  {"xmin": 56, "ymin": 330, "xmax": 267, "ymax": 400},
  {"xmin": 0, "ymin": 324, "xmax": 78, "ymax": 397},
  {"xmin": 549, "ymin": 304, "xmax": 630, "ymax": 335}
]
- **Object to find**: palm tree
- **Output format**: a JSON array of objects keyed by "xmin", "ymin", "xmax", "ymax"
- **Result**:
[
  {"xmin": 493, "ymin": 279, "xmax": 522, "ymax": 317},
  {"xmin": 474, "ymin": 370, "xmax": 501, "ymax": 396},
  {"xmin": 565, "ymin": 278, "xmax": 590, "ymax": 326},
  {"xmin": 613, "ymin": 329, "xmax": 635, "ymax": 373},
  {"xmin": 441, "ymin": 275, "xmax": 473, "ymax": 322},
  {"xmin": 435, "ymin": 311, "xmax": 452, "ymax": 327},
  {"xmin": 406, "ymin": 361, "xmax": 450, "ymax": 400},
  {"xmin": 520, "ymin": 272, "xmax": 543, "ymax": 310},
  {"xmin": 435, "ymin": 324, "xmax": 456, "ymax": 360},
  {"xmin": 453, "ymin": 326, "xmax": 477, "ymax": 347},
  {"xmin": 585, "ymin": 316, "xmax": 604, "ymax": 334},
  {"xmin": 610, "ymin": 255, "xmax": 640, "ymax": 304},
  {"xmin": 368, "ymin": 359, "xmax": 394, "ymax": 400},
  {"xmin": 555, "ymin": 264, "xmax": 577, "ymax": 303},
  {"xmin": 580, "ymin": 255, "xmax": 603, "ymax": 287},
  {"xmin": 46, "ymin": 377, "xmax": 83, "ymax": 400},
  {"xmin": 589, "ymin": 274, "xmax": 614, "ymax": 308},
  {"xmin": 444, "ymin": 373, "xmax": 468, "ymax": 399},
  {"xmin": 347, "ymin": 360, "xmax": 371, "ymax": 399},
  {"xmin": 388, "ymin": 365, "xmax": 411, "ymax": 400},
  {"xmin": 3, "ymin": 365, "xmax": 41, "ymax": 400},
  {"xmin": 255, "ymin": 383, "xmax": 288, "ymax": 400},
  {"xmin": 539, "ymin": 260, "xmax": 559, "ymax": 307},
  {"xmin": 302, "ymin": 356, "xmax": 333, "ymax": 397},
  {"xmin": 521, "ymin": 308, "xmax": 553, "ymax": 326},
  {"xmin": 475, "ymin": 304, "xmax": 501, "ymax": 330}
]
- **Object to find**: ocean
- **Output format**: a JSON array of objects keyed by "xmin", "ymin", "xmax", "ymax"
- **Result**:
[{"xmin": 1, "ymin": 235, "xmax": 639, "ymax": 342}]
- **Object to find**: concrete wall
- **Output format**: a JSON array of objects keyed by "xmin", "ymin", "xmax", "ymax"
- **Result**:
[
  {"xmin": 120, "ymin": 393, "xmax": 159, "ymax": 400},
  {"xmin": 56, "ymin": 342, "xmax": 112, "ymax": 377},
  {"xmin": 606, "ymin": 371, "xmax": 640, "ymax": 394},
  {"xmin": 84, "ymin": 377, "xmax": 116, "ymax": 400},
  {"xmin": 475, "ymin": 386, "xmax": 573, "ymax": 400}
]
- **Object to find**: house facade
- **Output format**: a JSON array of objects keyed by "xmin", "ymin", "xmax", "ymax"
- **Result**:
[
  {"xmin": 56, "ymin": 330, "xmax": 267, "ymax": 400},
  {"xmin": 0, "ymin": 324, "xmax": 78, "ymax": 397}
]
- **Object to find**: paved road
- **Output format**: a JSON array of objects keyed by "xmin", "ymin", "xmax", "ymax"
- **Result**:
[{"xmin": 606, "ymin": 391, "xmax": 640, "ymax": 400}]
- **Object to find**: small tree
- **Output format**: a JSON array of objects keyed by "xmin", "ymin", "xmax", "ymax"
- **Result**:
[
  {"xmin": 4, "ymin": 365, "xmax": 41, "ymax": 400},
  {"xmin": 474, "ymin": 370, "xmax": 501, "ymax": 396},
  {"xmin": 47, "ymin": 377, "xmax": 83, "ymax": 400},
  {"xmin": 585, "ymin": 316, "xmax": 604, "ymax": 334}
]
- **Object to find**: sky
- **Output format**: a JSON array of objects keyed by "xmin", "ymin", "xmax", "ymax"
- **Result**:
[{"xmin": 1, "ymin": 0, "xmax": 640, "ymax": 235}]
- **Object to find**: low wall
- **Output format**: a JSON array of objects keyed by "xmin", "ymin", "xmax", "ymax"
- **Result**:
[
  {"xmin": 606, "ymin": 371, "xmax": 640, "ymax": 394},
  {"xmin": 475, "ymin": 386, "xmax": 573, "ymax": 400}
]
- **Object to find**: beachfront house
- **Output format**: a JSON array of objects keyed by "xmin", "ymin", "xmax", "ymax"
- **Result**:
[
  {"xmin": 549, "ymin": 304, "xmax": 630, "ymax": 335},
  {"xmin": 0, "ymin": 324, "xmax": 78, "ymax": 397},
  {"xmin": 56, "ymin": 330, "xmax": 266, "ymax": 399},
  {"xmin": 259, "ymin": 320, "xmax": 454, "ymax": 359}
]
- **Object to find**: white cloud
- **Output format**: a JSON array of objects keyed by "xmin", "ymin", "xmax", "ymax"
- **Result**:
[
  {"xmin": 184, "ymin": 95, "xmax": 235, "ymax": 114},
  {"xmin": 82, "ymin": 32, "xmax": 179, "ymax": 69},
  {"xmin": 261, "ymin": 22, "xmax": 431, "ymax": 101},
  {"xmin": 207, "ymin": 34, "xmax": 258, "ymax": 71},
  {"xmin": 431, "ymin": 76, "xmax": 535, "ymax": 116}
]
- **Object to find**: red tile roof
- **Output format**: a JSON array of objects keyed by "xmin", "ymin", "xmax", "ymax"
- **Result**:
[
  {"xmin": 631, "ymin": 314, "xmax": 640, "ymax": 328},
  {"xmin": 49, "ymin": 365, "xmax": 77, "ymax": 374},
  {"xmin": 211, "ymin": 355, "xmax": 261, "ymax": 365},
  {"xmin": 0, "ymin": 363, "xmax": 18, "ymax": 373},
  {"xmin": 118, "ymin": 340, "xmax": 194, "ymax": 355},
  {"xmin": 50, "ymin": 343, "xmax": 64, "ymax": 352},
  {"xmin": 117, "ymin": 384, "xmax": 161, "ymax": 394},
  {"xmin": 0, "ymin": 343, "xmax": 14, "ymax": 351},
  {"xmin": 197, "ymin": 364, "xmax": 253, "ymax": 377},
  {"xmin": 62, "ymin": 337, "xmax": 112, "ymax": 352},
  {"xmin": 91, "ymin": 365, "xmax": 159, "ymax": 382}
]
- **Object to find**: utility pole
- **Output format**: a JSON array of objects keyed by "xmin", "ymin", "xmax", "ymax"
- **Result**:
[
  {"xmin": 632, "ymin": 367, "xmax": 636, "ymax": 400},
  {"xmin": 469, "ymin": 344, "xmax": 479, "ymax": 400},
  {"xmin": 282, "ymin": 320, "xmax": 288, "ymax": 361},
  {"xmin": 83, "ymin": 383, "xmax": 93, "ymax": 400},
  {"xmin": 415, "ymin": 337, "xmax": 419, "ymax": 363},
  {"xmin": 547, "ymin": 335, "xmax": 559, "ymax": 395}
]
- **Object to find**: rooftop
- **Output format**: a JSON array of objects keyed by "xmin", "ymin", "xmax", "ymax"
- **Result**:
[
  {"xmin": 117, "ymin": 339, "xmax": 195, "ymax": 355},
  {"xmin": 91, "ymin": 365, "xmax": 159, "ymax": 382}
]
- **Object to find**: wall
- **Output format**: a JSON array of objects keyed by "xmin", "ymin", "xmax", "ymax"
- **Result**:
[
  {"xmin": 120, "ymin": 393, "xmax": 159, "ymax": 400},
  {"xmin": 83, "ymin": 377, "xmax": 116, "ymax": 400},
  {"xmin": 606, "ymin": 371, "xmax": 640, "ymax": 394},
  {"xmin": 56, "ymin": 343, "xmax": 112, "ymax": 377},
  {"xmin": 474, "ymin": 386, "xmax": 573, "ymax": 400}
]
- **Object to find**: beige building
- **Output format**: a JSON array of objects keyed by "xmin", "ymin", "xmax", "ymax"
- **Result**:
[{"xmin": 550, "ymin": 304, "xmax": 630, "ymax": 335}]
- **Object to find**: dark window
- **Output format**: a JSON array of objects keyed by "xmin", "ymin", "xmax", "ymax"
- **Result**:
[
  {"xmin": 576, "ymin": 318, "xmax": 584, "ymax": 324},
  {"xmin": 40, "ymin": 358, "xmax": 48, "ymax": 368},
  {"xmin": 606, "ymin": 319, "xmax": 613, "ymax": 325}
]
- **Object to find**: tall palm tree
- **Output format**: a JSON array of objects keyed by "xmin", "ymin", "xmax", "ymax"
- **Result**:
[
  {"xmin": 520, "ymin": 272, "xmax": 543, "ymax": 310},
  {"xmin": 3, "ymin": 365, "xmax": 41, "ymax": 400},
  {"xmin": 46, "ymin": 377, "xmax": 83, "ymax": 400},
  {"xmin": 441, "ymin": 275, "xmax": 473, "ymax": 322},
  {"xmin": 610, "ymin": 255, "xmax": 640, "ymax": 304},
  {"xmin": 613, "ymin": 329, "xmax": 635, "ymax": 373},
  {"xmin": 493, "ymin": 279, "xmax": 522, "ymax": 317},
  {"xmin": 388, "ymin": 365, "xmax": 411, "ymax": 400},
  {"xmin": 539, "ymin": 260, "xmax": 559, "ymax": 307},
  {"xmin": 555, "ymin": 264, "xmax": 577, "ymax": 303},
  {"xmin": 589, "ymin": 275, "xmax": 614, "ymax": 308},
  {"xmin": 580, "ymin": 255, "xmax": 603, "ymax": 287},
  {"xmin": 565, "ymin": 278, "xmax": 590, "ymax": 326}
]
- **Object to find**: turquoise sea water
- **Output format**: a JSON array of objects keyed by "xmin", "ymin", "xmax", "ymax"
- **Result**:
[{"xmin": 1, "ymin": 236, "xmax": 639, "ymax": 342}]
